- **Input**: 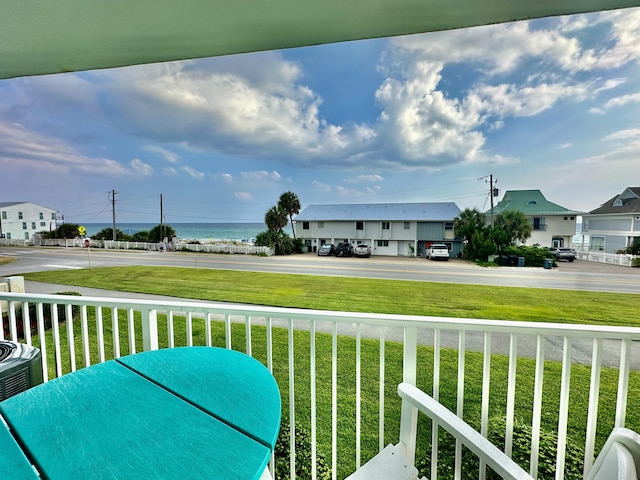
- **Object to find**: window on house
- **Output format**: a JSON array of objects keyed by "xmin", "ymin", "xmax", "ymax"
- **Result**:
[
  {"xmin": 40, "ymin": 222, "xmax": 46, "ymax": 227},
  {"xmin": 39, "ymin": 212, "xmax": 44, "ymax": 220},
  {"xmin": 591, "ymin": 236, "xmax": 605, "ymax": 252},
  {"xmin": 318, "ymin": 222, "xmax": 324, "ymax": 228},
  {"xmin": 1, "ymin": 211, "xmax": 6, "ymax": 220},
  {"xmin": 381, "ymin": 222, "xmax": 390, "ymax": 230},
  {"xmin": 31, "ymin": 222, "xmax": 36, "ymax": 229},
  {"xmin": 6, "ymin": 233, "xmax": 11, "ymax": 239},
  {"xmin": 18, "ymin": 211, "xmax": 23, "ymax": 219},
  {"xmin": 403, "ymin": 222, "xmax": 410, "ymax": 230},
  {"xmin": 445, "ymin": 222, "xmax": 454, "ymax": 230},
  {"xmin": 302, "ymin": 221, "xmax": 309, "ymax": 230},
  {"xmin": 564, "ymin": 217, "xmax": 568, "ymax": 220},
  {"xmin": 24, "ymin": 232, "xmax": 29, "ymax": 240},
  {"xmin": 570, "ymin": 216, "xmax": 575, "ymax": 220},
  {"xmin": 22, "ymin": 222, "xmax": 27, "ymax": 230},
  {"xmin": 377, "ymin": 240, "xmax": 389, "ymax": 247},
  {"xmin": 51, "ymin": 213, "xmax": 56, "ymax": 220},
  {"xmin": 356, "ymin": 221, "xmax": 364, "ymax": 230},
  {"xmin": 532, "ymin": 217, "xmax": 545, "ymax": 230},
  {"xmin": 527, "ymin": 200, "xmax": 537, "ymax": 205}
]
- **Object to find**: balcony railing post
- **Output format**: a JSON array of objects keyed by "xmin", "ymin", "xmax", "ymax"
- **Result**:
[
  {"xmin": 141, "ymin": 308, "xmax": 159, "ymax": 351},
  {"xmin": 399, "ymin": 326, "xmax": 418, "ymax": 462}
]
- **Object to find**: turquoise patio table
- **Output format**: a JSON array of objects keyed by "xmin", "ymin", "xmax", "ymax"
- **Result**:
[{"xmin": 0, "ymin": 346, "xmax": 281, "ymax": 479}]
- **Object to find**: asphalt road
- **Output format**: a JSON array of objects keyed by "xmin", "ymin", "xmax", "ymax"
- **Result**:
[
  {"xmin": 1, "ymin": 245, "xmax": 639, "ymax": 293},
  {"xmin": 2, "ymin": 246, "xmax": 639, "ymax": 369}
]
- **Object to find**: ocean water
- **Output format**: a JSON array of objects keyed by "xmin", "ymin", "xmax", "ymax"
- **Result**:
[{"xmin": 83, "ymin": 222, "xmax": 266, "ymax": 242}]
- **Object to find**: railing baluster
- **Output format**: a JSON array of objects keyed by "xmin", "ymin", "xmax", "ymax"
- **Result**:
[
  {"xmin": 400, "ymin": 326, "xmax": 418, "ymax": 463},
  {"xmin": 332, "ymin": 321, "xmax": 338, "ymax": 480},
  {"xmin": 81, "ymin": 305, "xmax": 90, "ymax": 367},
  {"xmin": 431, "ymin": 327, "xmax": 441, "ymax": 480},
  {"xmin": 356, "ymin": 323, "xmax": 362, "ymax": 468},
  {"xmin": 530, "ymin": 334, "xmax": 546, "ymax": 479},
  {"xmin": 454, "ymin": 330, "xmax": 466, "ymax": 480},
  {"xmin": 310, "ymin": 319, "xmax": 317, "ymax": 480},
  {"xmin": 378, "ymin": 327, "xmax": 386, "ymax": 452},
  {"xmin": 112, "ymin": 307, "xmax": 120, "ymax": 359},
  {"xmin": 224, "ymin": 314, "xmax": 231, "ymax": 349},
  {"xmin": 479, "ymin": 332, "xmax": 492, "ymax": 480},
  {"xmin": 205, "ymin": 313, "xmax": 212, "ymax": 347},
  {"xmin": 9, "ymin": 301, "xmax": 18, "ymax": 341},
  {"xmin": 96, "ymin": 306, "xmax": 105, "ymax": 363},
  {"xmin": 186, "ymin": 311, "xmax": 193, "ymax": 347},
  {"xmin": 615, "ymin": 339, "xmax": 631, "ymax": 428},
  {"xmin": 245, "ymin": 316, "xmax": 252, "ymax": 356},
  {"xmin": 128, "ymin": 308, "xmax": 136, "ymax": 354},
  {"xmin": 142, "ymin": 308, "xmax": 159, "ymax": 352},
  {"xmin": 52, "ymin": 303, "xmax": 62, "ymax": 378},
  {"xmin": 555, "ymin": 336, "xmax": 572, "ymax": 479},
  {"xmin": 288, "ymin": 318, "xmax": 296, "ymax": 480},
  {"xmin": 66, "ymin": 304, "xmax": 76, "ymax": 372},
  {"xmin": 22, "ymin": 301, "xmax": 32, "ymax": 346},
  {"xmin": 35, "ymin": 302, "xmax": 48, "ymax": 382},
  {"xmin": 583, "ymin": 338, "xmax": 602, "ymax": 477},
  {"xmin": 505, "ymin": 334, "xmax": 518, "ymax": 458},
  {"xmin": 166, "ymin": 311, "xmax": 174, "ymax": 348}
]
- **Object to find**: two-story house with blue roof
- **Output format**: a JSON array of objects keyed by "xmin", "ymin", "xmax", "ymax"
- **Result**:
[
  {"xmin": 294, "ymin": 202, "xmax": 462, "ymax": 257},
  {"xmin": 485, "ymin": 190, "xmax": 582, "ymax": 248}
]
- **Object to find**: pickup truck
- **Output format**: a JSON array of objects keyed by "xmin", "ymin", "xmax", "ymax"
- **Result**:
[
  {"xmin": 334, "ymin": 242, "xmax": 354, "ymax": 257},
  {"xmin": 354, "ymin": 244, "xmax": 371, "ymax": 258}
]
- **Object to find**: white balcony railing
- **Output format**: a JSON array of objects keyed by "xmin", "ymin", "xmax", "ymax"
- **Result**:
[{"xmin": 1, "ymin": 291, "xmax": 639, "ymax": 479}]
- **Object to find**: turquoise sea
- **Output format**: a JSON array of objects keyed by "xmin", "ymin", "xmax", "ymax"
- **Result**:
[{"xmin": 84, "ymin": 223, "xmax": 266, "ymax": 242}]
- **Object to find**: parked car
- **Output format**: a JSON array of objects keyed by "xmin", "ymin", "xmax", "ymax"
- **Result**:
[
  {"xmin": 426, "ymin": 244, "xmax": 450, "ymax": 261},
  {"xmin": 549, "ymin": 247, "xmax": 576, "ymax": 262},
  {"xmin": 334, "ymin": 242, "xmax": 354, "ymax": 257},
  {"xmin": 317, "ymin": 244, "xmax": 335, "ymax": 256},
  {"xmin": 354, "ymin": 244, "xmax": 371, "ymax": 258}
]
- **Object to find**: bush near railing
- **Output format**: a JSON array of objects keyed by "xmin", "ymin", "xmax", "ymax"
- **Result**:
[
  {"xmin": 416, "ymin": 416, "xmax": 584, "ymax": 479},
  {"xmin": 2, "ymin": 291, "xmax": 81, "ymax": 339},
  {"xmin": 274, "ymin": 418, "xmax": 331, "ymax": 480}
]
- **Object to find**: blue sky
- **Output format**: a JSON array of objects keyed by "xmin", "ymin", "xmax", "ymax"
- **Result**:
[{"xmin": 1, "ymin": 7, "xmax": 639, "ymax": 224}]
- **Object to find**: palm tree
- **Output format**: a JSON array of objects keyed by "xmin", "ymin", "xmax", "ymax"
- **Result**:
[
  {"xmin": 265, "ymin": 206, "xmax": 287, "ymax": 233},
  {"xmin": 278, "ymin": 191, "xmax": 301, "ymax": 239}
]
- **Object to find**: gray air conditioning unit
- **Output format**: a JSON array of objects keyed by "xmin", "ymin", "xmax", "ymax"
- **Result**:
[{"xmin": 0, "ymin": 341, "xmax": 44, "ymax": 401}]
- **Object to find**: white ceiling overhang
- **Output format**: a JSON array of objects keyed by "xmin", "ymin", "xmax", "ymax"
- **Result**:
[{"xmin": 2, "ymin": 0, "xmax": 640, "ymax": 79}]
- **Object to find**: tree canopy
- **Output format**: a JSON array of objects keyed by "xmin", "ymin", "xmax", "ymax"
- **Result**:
[{"xmin": 278, "ymin": 191, "xmax": 301, "ymax": 239}]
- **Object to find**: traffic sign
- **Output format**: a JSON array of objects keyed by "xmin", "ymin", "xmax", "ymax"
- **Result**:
[{"xmin": 78, "ymin": 226, "xmax": 86, "ymax": 236}]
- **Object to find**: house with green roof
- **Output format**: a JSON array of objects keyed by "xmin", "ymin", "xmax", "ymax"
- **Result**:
[{"xmin": 486, "ymin": 190, "xmax": 582, "ymax": 248}]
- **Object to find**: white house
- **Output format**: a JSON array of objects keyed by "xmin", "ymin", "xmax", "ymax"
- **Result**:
[
  {"xmin": 486, "ymin": 190, "xmax": 582, "ymax": 247},
  {"xmin": 0, "ymin": 202, "xmax": 58, "ymax": 241},
  {"xmin": 294, "ymin": 202, "xmax": 462, "ymax": 257},
  {"xmin": 581, "ymin": 187, "xmax": 640, "ymax": 253}
]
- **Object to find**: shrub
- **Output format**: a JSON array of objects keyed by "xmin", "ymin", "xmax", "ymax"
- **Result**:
[
  {"xmin": 500, "ymin": 245, "xmax": 551, "ymax": 267},
  {"xmin": 274, "ymin": 418, "xmax": 331, "ymax": 480},
  {"xmin": 3, "ymin": 292, "xmax": 82, "ymax": 339},
  {"xmin": 416, "ymin": 416, "xmax": 584, "ymax": 479}
]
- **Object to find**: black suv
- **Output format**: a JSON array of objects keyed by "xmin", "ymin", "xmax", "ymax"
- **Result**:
[
  {"xmin": 549, "ymin": 247, "xmax": 576, "ymax": 262},
  {"xmin": 334, "ymin": 242, "xmax": 354, "ymax": 257}
]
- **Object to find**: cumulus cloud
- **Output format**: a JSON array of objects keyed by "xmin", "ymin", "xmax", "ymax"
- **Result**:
[
  {"xmin": 130, "ymin": 158, "xmax": 153, "ymax": 176},
  {"xmin": 144, "ymin": 145, "xmax": 180, "ymax": 163},
  {"xmin": 180, "ymin": 165, "xmax": 205, "ymax": 179},
  {"xmin": 346, "ymin": 174, "xmax": 384, "ymax": 183},
  {"xmin": 0, "ymin": 118, "xmax": 129, "ymax": 176},
  {"xmin": 240, "ymin": 170, "xmax": 283, "ymax": 182}
]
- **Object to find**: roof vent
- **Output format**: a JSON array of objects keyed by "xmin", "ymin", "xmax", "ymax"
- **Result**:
[
  {"xmin": 613, "ymin": 198, "xmax": 623, "ymax": 207},
  {"xmin": 527, "ymin": 200, "xmax": 537, "ymax": 205}
]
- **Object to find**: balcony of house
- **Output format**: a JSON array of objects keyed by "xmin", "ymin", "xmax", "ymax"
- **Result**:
[{"xmin": 2, "ymin": 291, "xmax": 640, "ymax": 479}]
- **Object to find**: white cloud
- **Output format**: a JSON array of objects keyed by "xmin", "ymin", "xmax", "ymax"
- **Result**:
[
  {"xmin": 601, "ymin": 92, "xmax": 640, "ymax": 109},
  {"xmin": 240, "ymin": 170, "xmax": 283, "ymax": 182},
  {"xmin": 234, "ymin": 192, "xmax": 253, "ymax": 200},
  {"xmin": 346, "ymin": 174, "xmax": 384, "ymax": 183},
  {"xmin": 162, "ymin": 167, "xmax": 178, "ymax": 176},
  {"xmin": 180, "ymin": 165, "xmax": 205, "ymax": 179},
  {"xmin": 144, "ymin": 145, "xmax": 180, "ymax": 163},
  {"xmin": 130, "ymin": 158, "xmax": 153, "ymax": 176},
  {"xmin": 0, "ymin": 119, "xmax": 128, "ymax": 176},
  {"xmin": 312, "ymin": 181, "xmax": 332, "ymax": 193}
]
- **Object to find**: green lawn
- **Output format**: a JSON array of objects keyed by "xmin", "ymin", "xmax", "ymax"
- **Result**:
[
  {"xmin": 18, "ymin": 266, "xmax": 640, "ymax": 478},
  {"xmin": 22, "ymin": 265, "xmax": 639, "ymax": 325}
]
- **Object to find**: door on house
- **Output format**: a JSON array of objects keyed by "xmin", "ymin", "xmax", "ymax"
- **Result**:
[{"xmin": 552, "ymin": 237, "xmax": 563, "ymax": 248}]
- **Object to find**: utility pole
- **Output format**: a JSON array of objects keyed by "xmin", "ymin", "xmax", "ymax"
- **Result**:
[
  {"xmin": 160, "ymin": 194, "xmax": 164, "ymax": 241},
  {"xmin": 111, "ymin": 190, "xmax": 117, "ymax": 241},
  {"xmin": 479, "ymin": 174, "xmax": 498, "ymax": 227}
]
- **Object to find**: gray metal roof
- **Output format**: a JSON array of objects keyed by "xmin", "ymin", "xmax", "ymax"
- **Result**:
[
  {"xmin": 588, "ymin": 187, "xmax": 640, "ymax": 215},
  {"xmin": 295, "ymin": 203, "xmax": 461, "ymax": 222}
]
